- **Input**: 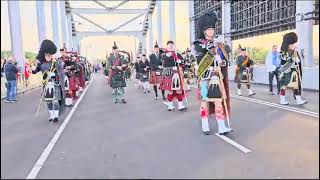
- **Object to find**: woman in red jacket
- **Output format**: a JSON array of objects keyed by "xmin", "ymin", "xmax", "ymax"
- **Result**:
[{"xmin": 24, "ymin": 62, "xmax": 31, "ymax": 86}]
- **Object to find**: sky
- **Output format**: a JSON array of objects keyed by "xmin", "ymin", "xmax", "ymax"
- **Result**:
[
  {"xmin": 1, "ymin": 1, "xmax": 318, "ymax": 62},
  {"xmin": 1, "ymin": 0, "xmax": 191, "ymax": 61}
]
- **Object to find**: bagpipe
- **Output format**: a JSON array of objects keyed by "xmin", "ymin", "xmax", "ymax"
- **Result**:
[
  {"xmin": 119, "ymin": 50, "xmax": 131, "ymax": 63},
  {"xmin": 109, "ymin": 50, "xmax": 130, "ymax": 74}
]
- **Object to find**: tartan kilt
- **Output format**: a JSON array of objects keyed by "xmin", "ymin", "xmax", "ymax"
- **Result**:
[
  {"xmin": 79, "ymin": 72, "xmax": 86, "ymax": 88},
  {"xmin": 149, "ymin": 71, "xmax": 162, "ymax": 85},
  {"xmin": 68, "ymin": 76, "xmax": 78, "ymax": 91},
  {"xmin": 135, "ymin": 72, "xmax": 141, "ymax": 80},
  {"xmin": 160, "ymin": 69, "xmax": 183, "ymax": 91},
  {"xmin": 140, "ymin": 72, "xmax": 149, "ymax": 82},
  {"xmin": 75, "ymin": 77, "xmax": 81, "ymax": 87}
]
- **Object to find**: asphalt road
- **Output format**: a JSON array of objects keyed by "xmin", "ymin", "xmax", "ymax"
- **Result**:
[{"xmin": 1, "ymin": 73, "xmax": 319, "ymax": 179}]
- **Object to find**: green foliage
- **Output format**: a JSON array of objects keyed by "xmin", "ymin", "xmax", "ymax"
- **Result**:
[
  {"xmin": 1, "ymin": 51, "xmax": 37, "ymax": 60},
  {"xmin": 25, "ymin": 51, "xmax": 37, "ymax": 59},
  {"xmin": 1, "ymin": 51, "xmax": 11, "ymax": 59},
  {"xmin": 232, "ymin": 47, "xmax": 269, "ymax": 64}
]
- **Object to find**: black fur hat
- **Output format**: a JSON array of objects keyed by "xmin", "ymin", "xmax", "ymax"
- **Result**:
[
  {"xmin": 112, "ymin": 41, "xmax": 118, "ymax": 49},
  {"xmin": 36, "ymin": 39, "xmax": 57, "ymax": 63},
  {"xmin": 281, "ymin": 32, "xmax": 298, "ymax": 51},
  {"xmin": 196, "ymin": 12, "xmax": 218, "ymax": 39},
  {"xmin": 154, "ymin": 41, "xmax": 159, "ymax": 48},
  {"xmin": 167, "ymin": 40, "xmax": 174, "ymax": 45}
]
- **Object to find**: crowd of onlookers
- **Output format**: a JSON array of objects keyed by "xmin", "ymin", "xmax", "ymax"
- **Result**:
[{"xmin": 1, "ymin": 57, "xmax": 33, "ymax": 103}]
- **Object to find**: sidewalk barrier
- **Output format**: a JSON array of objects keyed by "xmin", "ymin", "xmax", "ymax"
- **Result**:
[
  {"xmin": 1, "ymin": 73, "xmax": 43, "ymax": 100},
  {"xmin": 228, "ymin": 64, "xmax": 319, "ymax": 91}
]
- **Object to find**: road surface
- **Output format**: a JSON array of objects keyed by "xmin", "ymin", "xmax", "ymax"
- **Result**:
[{"xmin": 1, "ymin": 73, "xmax": 319, "ymax": 179}]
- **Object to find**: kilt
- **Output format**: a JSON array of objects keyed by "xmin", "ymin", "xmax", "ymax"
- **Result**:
[
  {"xmin": 68, "ymin": 76, "xmax": 78, "ymax": 91},
  {"xmin": 140, "ymin": 72, "xmax": 149, "ymax": 82},
  {"xmin": 279, "ymin": 68, "xmax": 299, "ymax": 88},
  {"xmin": 110, "ymin": 72, "xmax": 126, "ymax": 88},
  {"xmin": 135, "ymin": 72, "xmax": 141, "ymax": 80},
  {"xmin": 149, "ymin": 71, "xmax": 162, "ymax": 85},
  {"xmin": 160, "ymin": 68, "xmax": 183, "ymax": 91},
  {"xmin": 79, "ymin": 71, "xmax": 86, "ymax": 88},
  {"xmin": 75, "ymin": 77, "xmax": 81, "ymax": 87},
  {"xmin": 235, "ymin": 69, "xmax": 249, "ymax": 83},
  {"xmin": 43, "ymin": 84, "xmax": 62, "ymax": 101}
]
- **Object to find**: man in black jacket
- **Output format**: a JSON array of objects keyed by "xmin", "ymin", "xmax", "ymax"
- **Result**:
[
  {"xmin": 4, "ymin": 57, "xmax": 19, "ymax": 102},
  {"xmin": 149, "ymin": 41, "xmax": 165, "ymax": 100}
]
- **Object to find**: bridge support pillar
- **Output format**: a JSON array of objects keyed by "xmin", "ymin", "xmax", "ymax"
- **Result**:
[
  {"xmin": 169, "ymin": 1, "xmax": 176, "ymax": 43},
  {"xmin": 296, "ymin": 0, "xmax": 314, "ymax": 66},
  {"xmin": 66, "ymin": 13, "xmax": 74, "ymax": 51},
  {"xmin": 60, "ymin": 0, "xmax": 69, "ymax": 49},
  {"xmin": 8, "ymin": 1, "xmax": 25, "ymax": 71},
  {"xmin": 188, "ymin": 0, "xmax": 195, "ymax": 45},
  {"xmin": 36, "ymin": 1, "xmax": 46, "ymax": 46},
  {"xmin": 222, "ymin": 0, "xmax": 233, "ymax": 62},
  {"xmin": 156, "ymin": 1, "xmax": 163, "ymax": 47},
  {"xmin": 51, "ymin": 0, "xmax": 60, "ymax": 56},
  {"xmin": 148, "ymin": 13, "xmax": 153, "ymax": 54}
]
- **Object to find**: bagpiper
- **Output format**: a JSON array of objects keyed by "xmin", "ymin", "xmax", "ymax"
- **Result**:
[
  {"xmin": 160, "ymin": 40, "xmax": 187, "ymax": 111},
  {"xmin": 59, "ymin": 47, "xmax": 73, "ymax": 107},
  {"xmin": 107, "ymin": 42, "xmax": 129, "ymax": 103},
  {"xmin": 235, "ymin": 46, "xmax": 256, "ymax": 96},
  {"xmin": 139, "ymin": 54, "xmax": 151, "ymax": 93},
  {"xmin": 134, "ymin": 55, "xmax": 143, "ymax": 90},
  {"xmin": 193, "ymin": 12, "xmax": 232, "ymax": 135},
  {"xmin": 278, "ymin": 32, "xmax": 307, "ymax": 105},
  {"xmin": 149, "ymin": 41, "xmax": 166, "ymax": 100},
  {"xmin": 32, "ymin": 40, "xmax": 66, "ymax": 122},
  {"xmin": 181, "ymin": 48, "xmax": 193, "ymax": 92}
]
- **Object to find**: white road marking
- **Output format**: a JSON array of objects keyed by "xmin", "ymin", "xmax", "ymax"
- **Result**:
[
  {"xmin": 215, "ymin": 133, "xmax": 252, "ymax": 154},
  {"xmin": 231, "ymin": 94, "xmax": 319, "ymax": 118},
  {"xmin": 26, "ymin": 79, "xmax": 93, "ymax": 179},
  {"xmin": 190, "ymin": 85, "xmax": 318, "ymax": 117}
]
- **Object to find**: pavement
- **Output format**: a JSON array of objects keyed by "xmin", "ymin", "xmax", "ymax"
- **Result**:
[
  {"xmin": 1, "ymin": 73, "xmax": 319, "ymax": 179},
  {"xmin": 1, "ymin": 74, "xmax": 43, "ymax": 100}
]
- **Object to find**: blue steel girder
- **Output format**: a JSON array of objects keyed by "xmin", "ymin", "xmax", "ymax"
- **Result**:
[{"xmin": 65, "ymin": 0, "xmax": 156, "ymax": 39}]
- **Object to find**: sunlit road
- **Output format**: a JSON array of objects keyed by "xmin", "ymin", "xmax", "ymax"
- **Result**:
[{"xmin": 1, "ymin": 73, "xmax": 319, "ymax": 179}]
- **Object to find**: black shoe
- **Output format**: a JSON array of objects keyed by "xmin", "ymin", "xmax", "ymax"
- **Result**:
[
  {"xmin": 219, "ymin": 132, "xmax": 229, "ymax": 135},
  {"xmin": 49, "ymin": 118, "xmax": 53, "ymax": 122},
  {"xmin": 248, "ymin": 92, "xmax": 256, "ymax": 96},
  {"xmin": 115, "ymin": 99, "xmax": 118, "ymax": 103},
  {"xmin": 179, "ymin": 107, "xmax": 187, "ymax": 111},
  {"xmin": 53, "ymin": 117, "xmax": 59, "ymax": 122},
  {"xmin": 203, "ymin": 131, "xmax": 211, "ymax": 135},
  {"xmin": 122, "ymin": 99, "xmax": 127, "ymax": 104}
]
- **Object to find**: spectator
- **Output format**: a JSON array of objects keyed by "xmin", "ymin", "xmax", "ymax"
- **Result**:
[
  {"xmin": 1, "ymin": 58, "xmax": 6, "ymax": 77},
  {"xmin": 4, "ymin": 57, "xmax": 18, "ymax": 102},
  {"xmin": 24, "ymin": 61, "xmax": 31, "ymax": 86},
  {"xmin": 265, "ymin": 45, "xmax": 281, "ymax": 95}
]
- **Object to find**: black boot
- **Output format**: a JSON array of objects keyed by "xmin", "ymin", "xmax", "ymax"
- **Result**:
[
  {"xmin": 53, "ymin": 117, "xmax": 59, "ymax": 122},
  {"xmin": 162, "ymin": 90, "xmax": 166, "ymax": 100}
]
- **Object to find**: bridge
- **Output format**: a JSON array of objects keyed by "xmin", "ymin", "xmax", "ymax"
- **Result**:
[{"xmin": 1, "ymin": 0, "xmax": 319, "ymax": 179}]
